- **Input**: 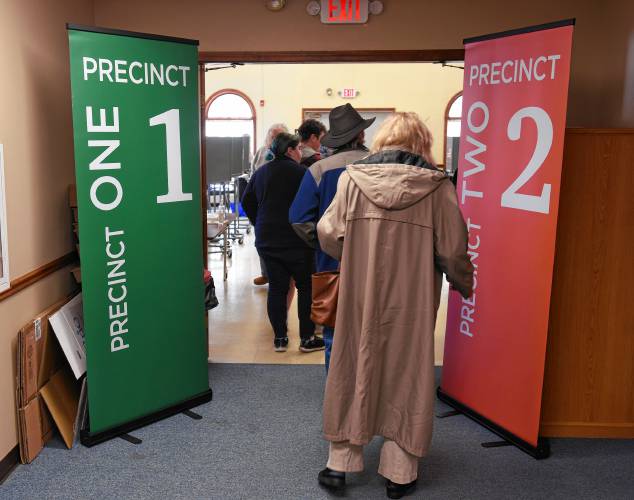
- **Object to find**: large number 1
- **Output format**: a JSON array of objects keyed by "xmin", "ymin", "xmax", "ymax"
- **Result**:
[
  {"xmin": 501, "ymin": 107, "xmax": 553, "ymax": 214},
  {"xmin": 150, "ymin": 109, "xmax": 193, "ymax": 204}
]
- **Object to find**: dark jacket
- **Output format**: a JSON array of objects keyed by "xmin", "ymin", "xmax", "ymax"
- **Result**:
[
  {"xmin": 301, "ymin": 154, "xmax": 320, "ymax": 168},
  {"xmin": 300, "ymin": 146, "xmax": 321, "ymax": 168},
  {"xmin": 289, "ymin": 147, "xmax": 369, "ymax": 272},
  {"xmin": 241, "ymin": 157, "xmax": 309, "ymax": 250}
]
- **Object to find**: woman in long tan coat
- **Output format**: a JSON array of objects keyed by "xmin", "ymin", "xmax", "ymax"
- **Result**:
[{"xmin": 316, "ymin": 113, "xmax": 474, "ymax": 499}]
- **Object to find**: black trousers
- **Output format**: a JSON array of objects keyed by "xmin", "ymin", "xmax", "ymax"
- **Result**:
[{"xmin": 258, "ymin": 247, "xmax": 315, "ymax": 341}]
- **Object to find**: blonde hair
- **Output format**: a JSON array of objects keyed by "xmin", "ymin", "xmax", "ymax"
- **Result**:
[{"xmin": 371, "ymin": 112, "xmax": 435, "ymax": 164}]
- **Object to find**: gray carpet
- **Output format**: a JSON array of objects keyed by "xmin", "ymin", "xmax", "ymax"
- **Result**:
[{"xmin": 2, "ymin": 364, "xmax": 633, "ymax": 500}]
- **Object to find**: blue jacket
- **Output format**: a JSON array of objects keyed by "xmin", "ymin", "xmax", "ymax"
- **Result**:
[
  {"xmin": 241, "ymin": 157, "xmax": 309, "ymax": 250},
  {"xmin": 289, "ymin": 148, "xmax": 368, "ymax": 271}
]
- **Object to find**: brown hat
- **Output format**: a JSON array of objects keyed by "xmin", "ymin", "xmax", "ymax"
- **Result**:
[{"xmin": 321, "ymin": 104, "xmax": 375, "ymax": 148}]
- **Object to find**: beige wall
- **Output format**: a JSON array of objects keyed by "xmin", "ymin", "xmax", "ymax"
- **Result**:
[
  {"xmin": 95, "ymin": 0, "xmax": 634, "ymax": 128},
  {"xmin": 0, "ymin": 0, "xmax": 631, "ymax": 461},
  {"xmin": 205, "ymin": 63, "xmax": 463, "ymax": 162},
  {"xmin": 0, "ymin": 0, "xmax": 93, "ymax": 458}
]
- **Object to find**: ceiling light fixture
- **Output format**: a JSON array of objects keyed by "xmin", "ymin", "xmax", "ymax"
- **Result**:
[{"xmin": 265, "ymin": 0, "xmax": 286, "ymax": 12}]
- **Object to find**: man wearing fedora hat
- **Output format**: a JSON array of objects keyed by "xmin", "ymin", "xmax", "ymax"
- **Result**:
[{"xmin": 290, "ymin": 103, "xmax": 374, "ymax": 371}]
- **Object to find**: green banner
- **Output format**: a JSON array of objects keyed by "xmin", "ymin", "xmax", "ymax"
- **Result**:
[{"xmin": 68, "ymin": 26, "xmax": 209, "ymax": 435}]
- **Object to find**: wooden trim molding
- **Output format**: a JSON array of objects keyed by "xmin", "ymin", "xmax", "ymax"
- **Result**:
[
  {"xmin": 565, "ymin": 128, "xmax": 634, "ymax": 135},
  {"xmin": 200, "ymin": 64, "xmax": 208, "ymax": 268},
  {"xmin": 199, "ymin": 49, "xmax": 465, "ymax": 64},
  {"xmin": 0, "ymin": 445, "xmax": 19, "ymax": 485},
  {"xmin": 541, "ymin": 422, "xmax": 634, "ymax": 439},
  {"xmin": 0, "ymin": 251, "xmax": 78, "ymax": 303}
]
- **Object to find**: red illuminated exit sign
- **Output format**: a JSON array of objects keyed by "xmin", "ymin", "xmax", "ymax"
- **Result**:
[{"xmin": 321, "ymin": 0, "xmax": 369, "ymax": 24}]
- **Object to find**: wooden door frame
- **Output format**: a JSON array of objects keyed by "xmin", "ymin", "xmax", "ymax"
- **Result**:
[
  {"xmin": 199, "ymin": 49, "xmax": 465, "ymax": 268},
  {"xmin": 199, "ymin": 49, "xmax": 464, "ymax": 64}
]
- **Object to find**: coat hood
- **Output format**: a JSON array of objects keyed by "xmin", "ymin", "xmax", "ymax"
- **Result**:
[{"xmin": 347, "ymin": 150, "xmax": 447, "ymax": 210}]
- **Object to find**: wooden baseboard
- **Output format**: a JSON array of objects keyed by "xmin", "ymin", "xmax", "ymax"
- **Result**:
[
  {"xmin": 540, "ymin": 422, "xmax": 634, "ymax": 439},
  {"xmin": 0, "ymin": 445, "xmax": 19, "ymax": 485}
]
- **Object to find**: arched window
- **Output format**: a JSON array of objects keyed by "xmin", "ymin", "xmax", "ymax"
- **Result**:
[
  {"xmin": 444, "ymin": 92, "xmax": 463, "ymax": 175},
  {"xmin": 446, "ymin": 93, "xmax": 463, "ymax": 138},
  {"xmin": 205, "ymin": 89, "xmax": 256, "ymax": 154}
]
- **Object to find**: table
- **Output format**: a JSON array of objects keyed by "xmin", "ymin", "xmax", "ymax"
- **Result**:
[{"xmin": 207, "ymin": 217, "xmax": 232, "ymax": 281}]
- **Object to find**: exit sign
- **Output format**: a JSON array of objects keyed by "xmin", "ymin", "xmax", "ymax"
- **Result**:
[
  {"xmin": 321, "ymin": 0, "xmax": 369, "ymax": 24},
  {"xmin": 340, "ymin": 88, "xmax": 358, "ymax": 98}
]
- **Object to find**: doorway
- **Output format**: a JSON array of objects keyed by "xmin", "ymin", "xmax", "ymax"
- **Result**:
[{"xmin": 199, "ymin": 53, "xmax": 465, "ymax": 367}]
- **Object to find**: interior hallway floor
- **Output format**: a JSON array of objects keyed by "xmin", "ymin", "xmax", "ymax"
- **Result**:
[
  {"xmin": 207, "ymin": 231, "xmax": 449, "ymax": 365},
  {"xmin": 3, "ymin": 364, "xmax": 633, "ymax": 500}
]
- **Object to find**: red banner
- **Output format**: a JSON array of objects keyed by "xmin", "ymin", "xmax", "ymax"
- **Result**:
[{"xmin": 441, "ymin": 21, "xmax": 574, "ymax": 449}]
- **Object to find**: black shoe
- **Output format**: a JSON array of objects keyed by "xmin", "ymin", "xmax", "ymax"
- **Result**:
[
  {"xmin": 274, "ymin": 337, "xmax": 288, "ymax": 352},
  {"xmin": 300, "ymin": 336, "xmax": 325, "ymax": 352},
  {"xmin": 318, "ymin": 467, "xmax": 345, "ymax": 490},
  {"xmin": 386, "ymin": 479, "xmax": 417, "ymax": 499}
]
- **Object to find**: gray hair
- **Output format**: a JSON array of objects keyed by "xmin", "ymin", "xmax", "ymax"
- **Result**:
[{"xmin": 264, "ymin": 123, "xmax": 289, "ymax": 147}]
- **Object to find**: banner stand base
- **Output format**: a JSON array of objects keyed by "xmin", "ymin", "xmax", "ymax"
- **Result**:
[
  {"xmin": 436, "ymin": 409, "xmax": 461, "ymax": 419},
  {"xmin": 437, "ymin": 387, "xmax": 550, "ymax": 460},
  {"xmin": 119, "ymin": 433, "xmax": 142, "ymax": 445},
  {"xmin": 481, "ymin": 440, "xmax": 513, "ymax": 448},
  {"xmin": 80, "ymin": 388, "xmax": 213, "ymax": 447}
]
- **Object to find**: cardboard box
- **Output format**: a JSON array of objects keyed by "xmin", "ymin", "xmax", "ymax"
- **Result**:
[
  {"xmin": 49, "ymin": 294, "xmax": 86, "ymax": 379},
  {"xmin": 16, "ymin": 297, "xmax": 66, "ymax": 463},
  {"xmin": 71, "ymin": 266, "xmax": 81, "ymax": 284},
  {"xmin": 40, "ymin": 368, "xmax": 82, "ymax": 449},
  {"xmin": 16, "ymin": 298, "xmax": 68, "ymax": 407},
  {"xmin": 15, "ymin": 294, "xmax": 82, "ymax": 463},
  {"xmin": 18, "ymin": 397, "xmax": 43, "ymax": 461}
]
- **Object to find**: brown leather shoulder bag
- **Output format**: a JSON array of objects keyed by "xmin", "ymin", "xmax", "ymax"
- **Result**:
[{"xmin": 310, "ymin": 270, "xmax": 339, "ymax": 328}]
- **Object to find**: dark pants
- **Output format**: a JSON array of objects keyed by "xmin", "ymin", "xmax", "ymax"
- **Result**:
[
  {"xmin": 259, "ymin": 256, "xmax": 268, "ymax": 279},
  {"xmin": 259, "ymin": 248, "xmax": 315, "ymax": 341}
]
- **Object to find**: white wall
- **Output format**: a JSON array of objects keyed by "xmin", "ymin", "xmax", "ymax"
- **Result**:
[{"xmin": 205, "ymin": 63, "xmax": 464, "ymax": 164}]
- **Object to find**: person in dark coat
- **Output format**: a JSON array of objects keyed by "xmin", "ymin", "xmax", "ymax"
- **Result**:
[
  {"xmin": 241, "ymin": 133, "xmax": 326, "ymax": 353},
  {"xmin": 250, "ymin": 123, "xmax": 289, "ymax": 286},
  {"xmin": 289, "ymin": 104, "xmax": 373, "ymax": 372}
]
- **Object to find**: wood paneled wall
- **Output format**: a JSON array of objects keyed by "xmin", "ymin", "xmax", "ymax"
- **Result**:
[{"xmin": 541, "ymin": 129, "xmax": 634, "ymax": 438}]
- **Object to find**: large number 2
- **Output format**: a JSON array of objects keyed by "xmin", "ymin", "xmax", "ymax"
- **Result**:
[
  {"xmin": 501, "ymin": 107, "xmax": 553, "ymax": 214},
  {"xmin": 150, "ymin": 109, "xmax": 193, "ymax": 204}
]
